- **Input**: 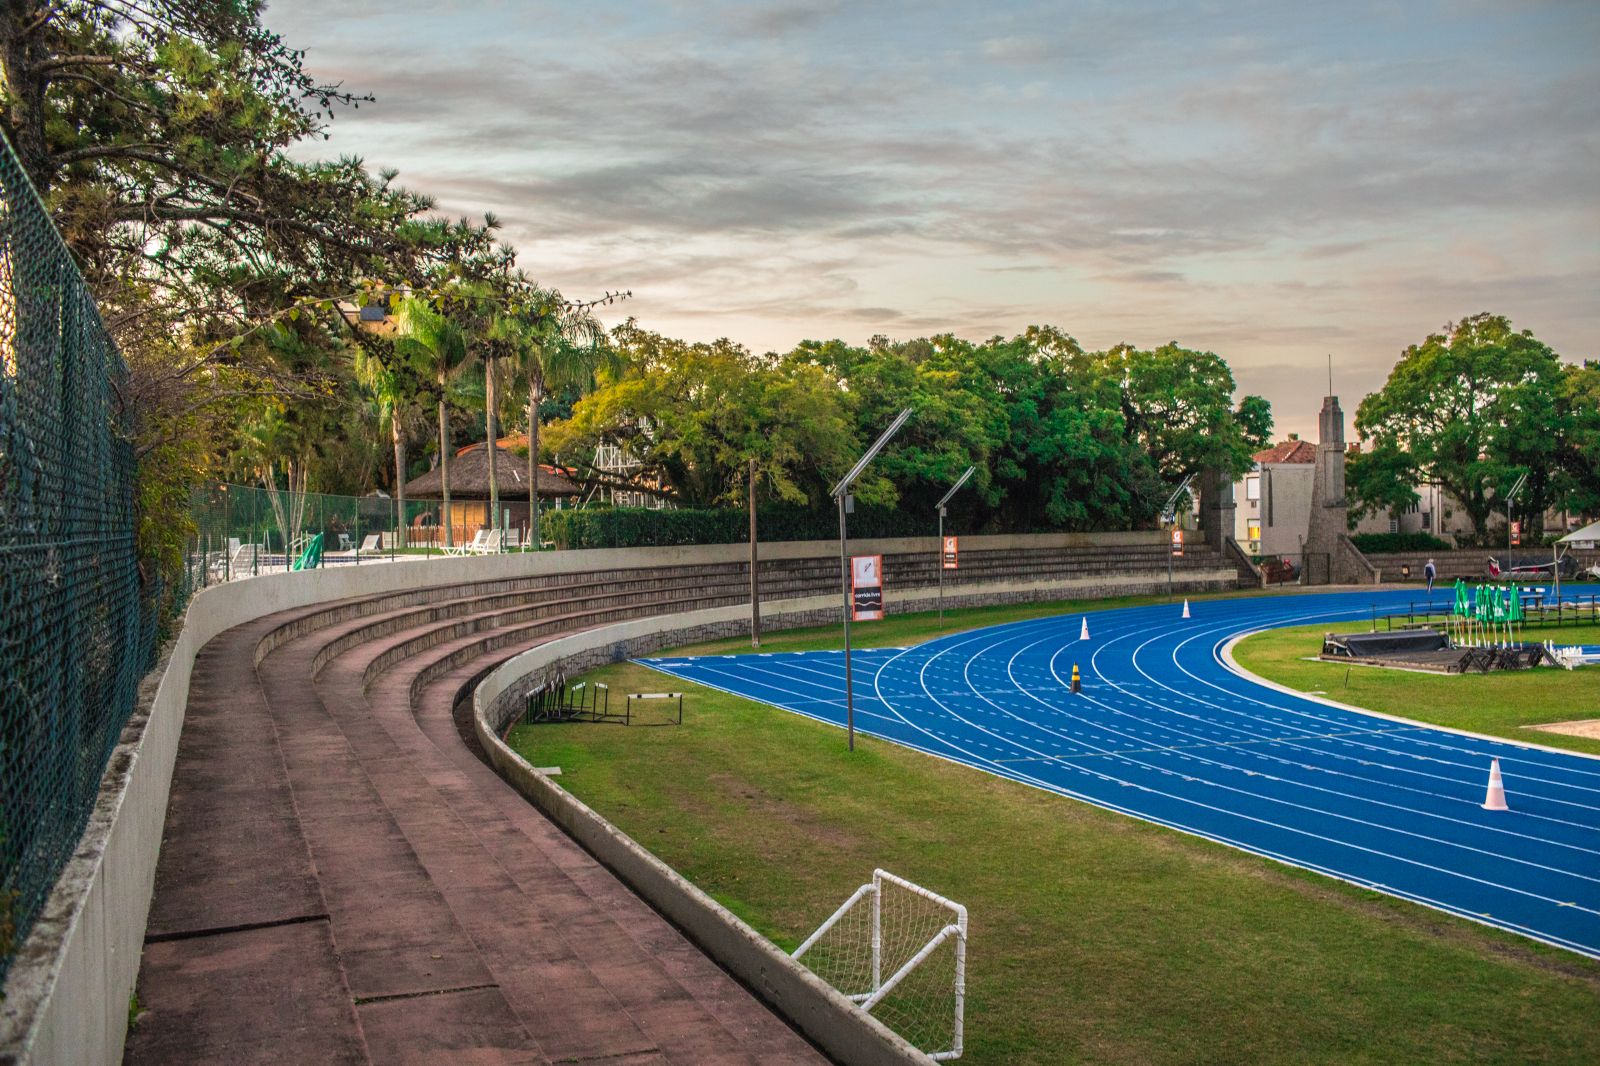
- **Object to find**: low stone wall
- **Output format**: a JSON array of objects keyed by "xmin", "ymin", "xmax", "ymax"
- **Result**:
[
  {"xmin": 473, "ymin": 596, "xmax": 933, "ymax": 1066},
  {"xmin": 1366, "ymin": 548, "xmax": 1600, "ymax": 584}
]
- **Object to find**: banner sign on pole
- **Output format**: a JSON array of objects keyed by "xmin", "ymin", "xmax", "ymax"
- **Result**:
[
  {"xmin": 942, "ymin": 536, "xmax": 958, "ymax": 570},
  {"xmin": 851, "ymin": 554, "xmax": 884, "ymax": 621},
  {"xmin": 1170, "ymin": 529, "xmax": 1184, "ymax": 557},
  {"xmin": 1510, "ymin": 520, "xmax": 1521, "ymax": 546}
]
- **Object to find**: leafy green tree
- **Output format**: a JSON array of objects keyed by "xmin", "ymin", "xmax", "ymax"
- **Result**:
[
  {"xmin": 1345, "ymin": 440, "xmax": 1419, "ymax": 526},
  {"xmin": 352, "ymin": 339, "xmax": 427, "ymax": 546},
  {"xmin": 549, "ymin": 324, "xmax": 864, "ymax": 509},
  {"xmin": 1554, "ymin": 361, "xmax": 1600, "ymax": 518},
  {"xmin": 1355, "ymin": 314, "xmax": 1565, "ymax": 539},
  {"xmin": 490, "ymin": 290, "xmax": 610, "ymax": 546},
  {"xmin": 790, "ymin": 334, "xmax": 1006, "ymax": 514},
  {"xmin": 395, "ymin": 297, "xmax": 467, "ymax": 546},
  {"xmin": 1110, "ymin": 342, "xmax": 1272, "ymax": 484}
]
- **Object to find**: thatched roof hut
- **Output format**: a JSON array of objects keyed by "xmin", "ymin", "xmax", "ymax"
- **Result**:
[{"xmin": 402, "ymin": 440, "xmax": 581, "ymax": 500}]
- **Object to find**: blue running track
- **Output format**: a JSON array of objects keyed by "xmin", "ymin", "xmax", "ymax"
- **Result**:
[{"xmin": 638, "ymin": 589, "xmax": 1600, "ymax": 957}]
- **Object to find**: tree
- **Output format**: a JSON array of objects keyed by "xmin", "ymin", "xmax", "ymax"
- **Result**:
[
  {"xmin": 490, "ymin": 291, "xmax": 610, "ymax": 548},
  {"xmin": 1355, "ymin": 314, "xmax": 1565, "ymax": 540},
  {"xmin": 1345, "ymin": 440, "xmax": 1419, "ymax": 526},
  {"xmin": 395, "ymin": 297, "xmax": 467, "ymax": 546},
  {"xmin": 548, "ymin": 324, "xmax": 865, "ymax": 509},
  {"xmin": 1554, "ymin": 361, "xmax": 1600, "ymax": 519},
  {"xmin": 352, "ymin": 339, "xmax": 426, "ymax": 547},
  {"xmin": 1111, "ymin": 342, "xmax": 1272, "ymax": 485}
]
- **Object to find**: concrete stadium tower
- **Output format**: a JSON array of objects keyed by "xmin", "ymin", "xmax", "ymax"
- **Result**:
[{"xmin": 1304, "ymin": 394, "xmax": 1350, "ymax": 582}]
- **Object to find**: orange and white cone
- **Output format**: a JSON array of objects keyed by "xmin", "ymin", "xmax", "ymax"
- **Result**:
[
  {"xmin": 1482, "ymin": 758, "xmax": 1509, "ymax": 811},
  {"xmin": 1080, "ymin": 617, "xmax": 1090, "ymax": 641},
  {"xmin": 1182, "ymin": 599, "xmax": 1191, "ymax": 620}
]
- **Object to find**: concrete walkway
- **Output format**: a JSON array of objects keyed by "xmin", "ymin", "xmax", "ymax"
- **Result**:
[{"xmin": 124, "ymin": 588, "xmax": 824, "ymax": 1065}]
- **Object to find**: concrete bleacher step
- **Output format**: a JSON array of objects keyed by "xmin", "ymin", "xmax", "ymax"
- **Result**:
[{"xmin": 292, "ymin": 593, "xmax": 812, "ymax": 1063}]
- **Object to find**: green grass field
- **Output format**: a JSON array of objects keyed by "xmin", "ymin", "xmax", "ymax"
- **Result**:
[
  {"xmin": 506, "ymin": 595, "xmax": 1600, "ymax": 1064},
  {"xmin": 1231, "ymin": 623, "xmax": 1600, "ymax": 757}
]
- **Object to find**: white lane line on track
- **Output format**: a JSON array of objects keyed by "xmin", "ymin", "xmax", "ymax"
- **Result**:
[
  {"xmin": 1084, "ymin": 604, "xmax": 1600, "ymax": 808},
  {"xmin": 635, "ymin": 621, "xmax": 1600, "ymax": 959},
  {"xmin": 867, "ymin": 624, "xmax": 1600, "ymax": 920}
]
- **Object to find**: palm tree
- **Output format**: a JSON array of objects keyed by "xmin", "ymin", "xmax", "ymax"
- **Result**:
[
  {"xmin": 491, "ymin": 292, "xmax": 610, "ymax": 548},
  {"xmin": 396, "ymin": 297, "xmax": 467, "ymax": 547},
  {"xmin": 352, "ymin": 343, "xmax": 424, "ymax": 547}
]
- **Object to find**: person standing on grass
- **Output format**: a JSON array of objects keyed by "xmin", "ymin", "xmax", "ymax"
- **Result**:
[{"xmin": 1424, "ymin": 557, "xmax": 1437, "ymax": 596}]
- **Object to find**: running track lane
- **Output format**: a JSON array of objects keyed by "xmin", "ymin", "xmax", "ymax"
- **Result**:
[{"xmin": 638, "ymin": 590, "xmax": 1600, "ymax": 958}]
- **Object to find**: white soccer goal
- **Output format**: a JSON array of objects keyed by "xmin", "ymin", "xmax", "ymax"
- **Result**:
[{"xmin": 792, "ymin": 869, "xmax": 967, "ymax": 1060}]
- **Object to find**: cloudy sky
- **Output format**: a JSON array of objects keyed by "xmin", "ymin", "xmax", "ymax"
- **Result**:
[{"xmin": 272, "ymin": 0, "xmax": 1597, "ymax": 440}]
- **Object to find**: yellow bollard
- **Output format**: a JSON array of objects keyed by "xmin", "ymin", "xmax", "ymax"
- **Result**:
[{"xmin": 1071, "ymin": 663, "xmax": 1081, "ymax": 693}]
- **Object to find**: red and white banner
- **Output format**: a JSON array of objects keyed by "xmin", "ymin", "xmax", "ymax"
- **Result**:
[
  {"xmin": 851, "ymin": 554, "xmax": 884, "ymax": 621},
  {"xmin": 942, "ymin": 536, "xmax": 958, "ymax": 570},
  {"xmin": 1511, "ymin": 520, "xmax": 1522, "ymax": 546},
  {"xmin": 1170, "ymin": 529, "xmax": 1184, "ymax": 557}
]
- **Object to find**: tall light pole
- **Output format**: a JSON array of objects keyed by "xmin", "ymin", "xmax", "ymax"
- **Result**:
[
  {"xmin": 1160, "ymin": 474, "xmax": 1196, "ymax": 601},
  {"xmin": 1506, "ymin": 471, "xmax": 1528, "ymax": 554},
  {"xmin": 833, "ymin": 407, "xmax": 913, "ymax": 752},
  {"xmin": 936, "ymin": 465, "xmax": 976, "ymax": 628}
]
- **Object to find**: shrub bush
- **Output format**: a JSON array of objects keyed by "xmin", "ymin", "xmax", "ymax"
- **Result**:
[
  {"xmin": 541, "ymin": 502, "xmax": 931, "ymax": 550},
  {"xmin": 1348, "ymin": 531, "xmax": 1454, "ymax": 554}
]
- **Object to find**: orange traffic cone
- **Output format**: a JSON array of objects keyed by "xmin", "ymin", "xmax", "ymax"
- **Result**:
[
  {"xmin": 1182, "ymin": 599, "xmax": 1191, "ymax": 620},
  {"xmin": 1482, "ymin": 758, "xmax": 1509, "ymax": 811},
  {"xmin": 1080, "ymin": 617, "xmax": 1090, "ymax": 641}
]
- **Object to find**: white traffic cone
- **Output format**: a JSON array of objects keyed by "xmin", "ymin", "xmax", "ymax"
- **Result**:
[
  {"xmin": 1182, "ymin": 599, "xmax": 1191, "ymax": 620},
  {"xmin": 1080, "ymin": 617, "xmax": 1090, "ymax": 641},
  {"xmin": 1482, "ymin": 758, "xmax": 1509, "ymax": 811}
]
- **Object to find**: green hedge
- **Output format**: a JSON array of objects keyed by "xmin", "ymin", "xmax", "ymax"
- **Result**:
[
  {"xmin": 541, "ymin": 503, "xmax": 931, "ymax": 550},
  {"xmin": 1348, "ymin": 531, "xmax": 1454, "ymax": 554}
]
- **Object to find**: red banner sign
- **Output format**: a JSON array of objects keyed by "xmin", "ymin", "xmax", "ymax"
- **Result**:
[
  {"xmin": 942, "ymin": 536, "xmax": 958, "ymax": 570},
  {"xmin": 1170, "ymin": 529, "xmax": 1184, "ymax": 557}
]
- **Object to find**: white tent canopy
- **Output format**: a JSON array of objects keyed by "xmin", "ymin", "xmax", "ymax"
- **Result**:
[{"xmin": 1557, "ymin": 519, "xmax": 1600, "ymax": 548}]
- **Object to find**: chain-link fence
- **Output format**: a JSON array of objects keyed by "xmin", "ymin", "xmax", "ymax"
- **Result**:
[
  {"xmin": 183, "ymin": 481, "xmax": 544, "ymax": 587},
  {"xmin": 0, "ymin": 133, "xmax": 154, "ymax": 979}
]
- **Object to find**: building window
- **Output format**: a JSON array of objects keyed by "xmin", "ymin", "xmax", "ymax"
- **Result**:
[
  {"xmin": 1247, "ymin": 520, "xmax": 1260, "ymax": 551},
  {"xmin": 1420, "ymin": 511, "xmax": 1431, "ymax": 531},
  {"xmin": 1389, "ymin": 517, "xmax": 1399, "ymax": 534},
  {"xmin": 1246, "ymin": 476, "xmax": 1260, "ymax": 502}
]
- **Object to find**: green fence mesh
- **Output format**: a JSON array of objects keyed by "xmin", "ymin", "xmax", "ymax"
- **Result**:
[
  {"xmin": 0, "ymin": 133, "xmax": 152, "ymax": 980},
  {"xmin": 182, "ymin": 481, "xmax": 504, "ymax": 585}
]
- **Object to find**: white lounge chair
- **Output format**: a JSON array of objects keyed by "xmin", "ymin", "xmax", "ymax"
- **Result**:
[
  {"xmin": 442, "ymin": 530, "xmax": 490, "ymax": 556},
  {"xmin": 358, "ymin": 534, "xmax": 381, "ymax": 553},
  {"xmin": 336, "ymin": 533, "xmax": 355, "ymax": 552},
  {"xmin": 468, "ymin": 529, "xmax": 505, "ymax": 555}
]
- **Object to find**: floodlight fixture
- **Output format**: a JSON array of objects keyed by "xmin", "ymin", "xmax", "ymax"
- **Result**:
[
  {"xmin": 937, "ymin": 465, "xmax": 977, "ymax": 511},
  {"xmin": 833, "ymin": 406, "xmax": 913, "ymax": 499}
]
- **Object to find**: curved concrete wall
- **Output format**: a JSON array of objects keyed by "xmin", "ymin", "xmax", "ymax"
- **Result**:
[{"xmin": 0, "ymin": 530, "xmax": 1229, "ymax": 1065}]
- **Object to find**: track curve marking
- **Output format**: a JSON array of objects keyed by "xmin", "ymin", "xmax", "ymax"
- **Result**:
[{"xmin": 640, "ymin": 590, "xmax": 1600, "ymax": 957}]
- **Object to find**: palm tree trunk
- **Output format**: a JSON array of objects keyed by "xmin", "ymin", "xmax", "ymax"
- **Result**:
[
  {"xmin": 392, "ymin": 415, "xmax": 407, "ymax": 549},
  {"xmin": 485, "ymin": 354, "xmax": 499, "ymax": 546},
  {"xmin": 528, "ymin": 376, "xmax": 542, "ymax": 549},
  {"xmin": 439, "ymin": 374, "xmax": 452, "ymax": 548}
]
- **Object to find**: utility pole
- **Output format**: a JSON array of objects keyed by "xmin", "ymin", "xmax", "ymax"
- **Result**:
[
  {"xmin": 936, "ymin": 466, "xmax": 976, "ymax": 628},
  {"xmin": 833, "ymin": 407, "xmax": 913, "ymax": 752},
  {"xmin": 749, "ymin": 457, "xmax": 761, "ymax": 648}
]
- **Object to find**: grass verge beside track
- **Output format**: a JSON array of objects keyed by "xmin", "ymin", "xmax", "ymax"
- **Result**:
[
  {"xmin": 1232, "ymin": 623, "xmax": 1600, "ymax": 757},
  {"xmin": 506, "ymin": 596, "xmax": 1600, "ymax": 1065}
]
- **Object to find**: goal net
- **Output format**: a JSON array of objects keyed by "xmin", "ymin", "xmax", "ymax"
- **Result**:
[{"xmin": 792, "ymin": 869, "xmax": 967, "ymax": 1060}]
